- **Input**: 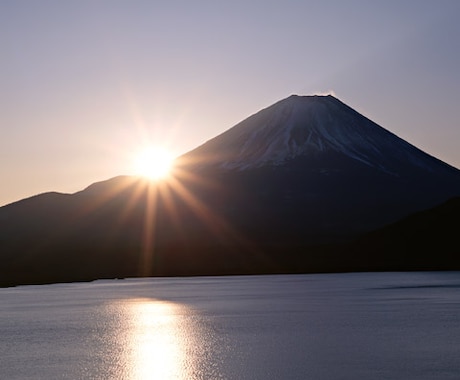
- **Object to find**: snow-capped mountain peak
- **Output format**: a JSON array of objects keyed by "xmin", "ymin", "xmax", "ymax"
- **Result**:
[{"xmin": 181, "ymin": 95, "xmax": 456, "ymax": 176}]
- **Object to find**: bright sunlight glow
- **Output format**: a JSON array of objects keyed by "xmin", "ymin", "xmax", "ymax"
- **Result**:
[{"xmin": 132, "ymin": 146, "xmax": 175, "ymax": 180}]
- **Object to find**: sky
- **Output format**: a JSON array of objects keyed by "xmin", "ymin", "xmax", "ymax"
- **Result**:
[{"xmin": 1, "ymin": 0, "xmax": 459, "ymax": 206}]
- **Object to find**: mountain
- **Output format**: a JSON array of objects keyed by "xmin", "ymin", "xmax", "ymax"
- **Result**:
[
  {"xmin": 177, "ymin": 95, "xmax": 460, "ymax": 239},
  {"xmin": 1, "ymin": 95, "xmax": 459, "ymax": 286}
]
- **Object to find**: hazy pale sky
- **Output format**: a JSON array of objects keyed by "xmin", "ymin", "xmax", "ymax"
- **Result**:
[{"xmin": 1, "ymin": 0, "xmax": 459, "ymax": 206}]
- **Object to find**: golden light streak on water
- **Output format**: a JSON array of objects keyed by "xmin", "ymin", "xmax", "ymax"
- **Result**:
[{"xmin": 124, "ymin": 299, "xmax": 191, "ymax": 379}]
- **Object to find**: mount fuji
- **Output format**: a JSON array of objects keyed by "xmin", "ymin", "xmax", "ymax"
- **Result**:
[
  {"xmin": 1, "ymin": 95, "xmax": 459, "ymax": 286},
  {"xmin": 176, "ymin": 95, "xmax": 460, "ymax": 239}
]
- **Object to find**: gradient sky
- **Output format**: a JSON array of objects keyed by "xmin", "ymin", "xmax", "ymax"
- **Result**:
[{"xmin": 1, "ymin": 0, "xmax": 459, "ymax": 206}]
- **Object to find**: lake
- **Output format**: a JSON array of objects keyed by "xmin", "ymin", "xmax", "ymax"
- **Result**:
[{"xmin": 1, "ymin": 272, "xmax": 460, "ymax": 379}]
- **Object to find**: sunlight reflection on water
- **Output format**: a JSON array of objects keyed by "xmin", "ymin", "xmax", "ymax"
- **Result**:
[
  {"xmin": 104, "ymin": 296, "xmax": 225, "ymax": 380},
  {"xmin": 123, "ymin": 299, "xmax": 192, "ymax": 379}
]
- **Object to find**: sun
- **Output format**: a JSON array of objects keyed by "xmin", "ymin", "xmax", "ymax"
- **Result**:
[{"xmin": 132, "ymin": 146, "xmax": 175, "ymax": 180}]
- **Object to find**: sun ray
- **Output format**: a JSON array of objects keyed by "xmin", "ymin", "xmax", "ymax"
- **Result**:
[
  {"xmin": 154, "ymin": 182, "xmax": 185, "ymax": 240},
  {"xmin": 139, "ymin": 181, "xmax": 159, "ymax": 276}
]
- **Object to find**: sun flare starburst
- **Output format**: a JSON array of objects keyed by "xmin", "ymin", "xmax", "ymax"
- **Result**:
[{"xmin": 132, "ymin": 146, "xmax": 175, "ymax": 180}]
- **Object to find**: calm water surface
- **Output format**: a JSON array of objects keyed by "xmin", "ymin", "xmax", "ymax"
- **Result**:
[{"xmin": 1, "ymin": 272, "xmax": 460, "ymax": 379}]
